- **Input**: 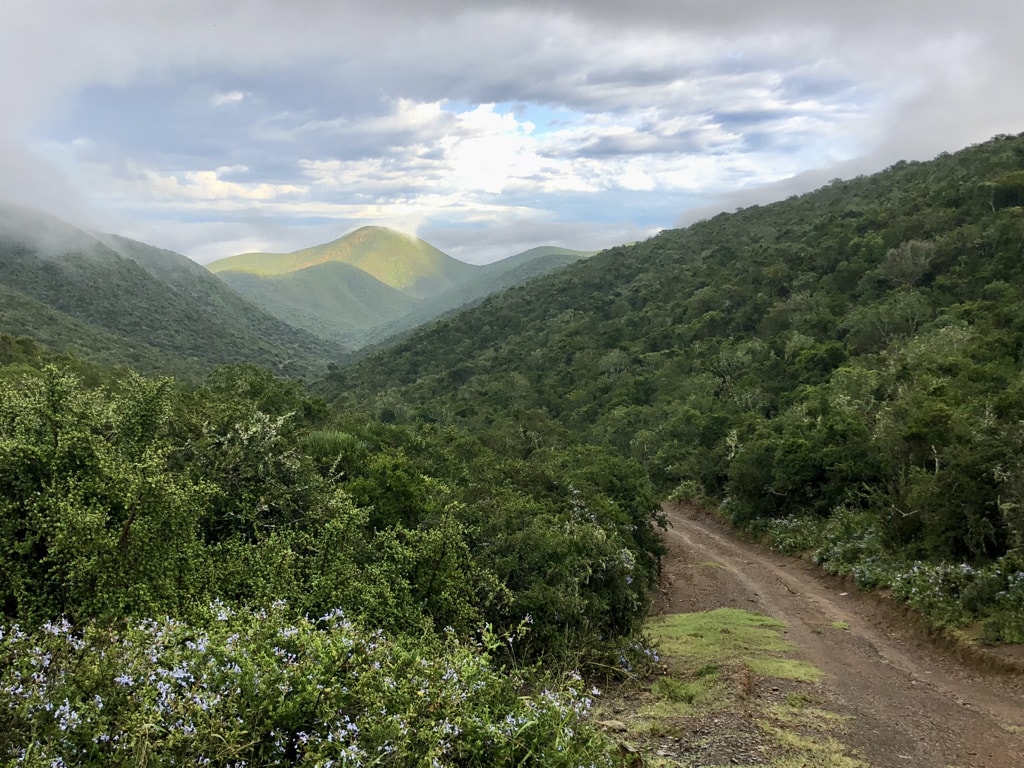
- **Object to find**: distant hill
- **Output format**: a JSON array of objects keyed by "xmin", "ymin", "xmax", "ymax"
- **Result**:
[
  {"xmin": 208, "ymin": 226, "xmax": 475, "ymax": 299},
  {"xmin": 0, "ymin": 203, "xmax": 343, "ymax": 377},
  {"xmin": 209, "ymin": 227, "xmax": 591, "ymax": 348}
]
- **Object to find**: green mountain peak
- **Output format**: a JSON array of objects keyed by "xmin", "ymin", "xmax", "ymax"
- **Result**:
[{"xmin": 208, "ymin": 225, "xmax": 476, "ymax": 299}]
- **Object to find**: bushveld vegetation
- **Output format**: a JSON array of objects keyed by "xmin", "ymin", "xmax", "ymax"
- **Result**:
[
  {"xmin": 5, "ymin": 132, "xmax": 1024, "ymax": 763},
  {"xmin": 324, "ymin": 133, "xmax": 1024, "ymax": 644},
  {"xmin": 0, "ymin": 343, "xmax": 661, "ymax": 764}
]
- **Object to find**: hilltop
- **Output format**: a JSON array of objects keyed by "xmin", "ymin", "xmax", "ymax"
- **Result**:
[
  {"xmin": 209, "ymin": 226, "xmax": 591, "ymax": 348},
  {"xmin": 207, "ymin": 225, "xmax": 475, "ymax": 298}
]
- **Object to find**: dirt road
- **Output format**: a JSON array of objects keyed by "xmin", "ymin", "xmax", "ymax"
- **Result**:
[{"xmin": 657, "ymin": 503, "xmax": 1024, "ymax": 768}]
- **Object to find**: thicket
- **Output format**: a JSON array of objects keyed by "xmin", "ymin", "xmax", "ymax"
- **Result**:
[
  {"xmin": 1, "ymin": 605, "xmax": 612, "ymax": 767},
  {"xmin": 0, "ymin": 236, "xmax": 341, "ymax": 379},
  {"xmin": 0, "ymin": 350, "xmax": 662, "ymax": 763},
  {"xmin": 324, "ymin": 132, "xmax": 1024, "ymax": 642}
]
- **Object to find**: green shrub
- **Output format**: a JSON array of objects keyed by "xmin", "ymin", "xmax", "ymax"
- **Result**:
[
  {"xmin": 888, "ymin": 561, "xmax": 975, "ymax": 627},
  {"xmin": 0, "ymin": 604, "xmax": 615, "ymax": 767}
]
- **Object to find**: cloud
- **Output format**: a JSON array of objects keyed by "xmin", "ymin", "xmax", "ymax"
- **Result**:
[
  {"xmin": 136, "ymin": 166, "xmax": 307, "ymax": 203},
  {"xmin": 210, "ymin": 90, "xmax": 246, "ymax": 108},
  {"xmin": 0, "ymin": 130, "xmax": 106, "ymax": 230},
  {"xmin": 1, "ymin": 1, "xmax": 1022, "ymax": 262}
]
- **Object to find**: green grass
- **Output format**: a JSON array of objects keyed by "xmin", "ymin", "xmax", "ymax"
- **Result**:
[
  {"xmin": 598, "ymin": 610, "xmax": 865, "ymax": 766},
  {"xmin": 681, "ymin": 561, "xmax": 726, "ymax": 569},
  {"xmin": 647, "ymin": 608, "xmax": 821, "ymax": 683}
]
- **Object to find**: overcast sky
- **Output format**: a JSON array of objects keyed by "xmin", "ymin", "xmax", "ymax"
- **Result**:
[{"xmin": 1, "ymin": 1, "xmax": 1022, "ymax": 264}]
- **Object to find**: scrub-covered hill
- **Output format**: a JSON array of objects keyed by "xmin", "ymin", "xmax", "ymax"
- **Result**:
[
  {"xmin": 208, "ymin": 225, "xmax": 475, "ymax": 297},
  {"xmin": 324, "ymin": 132, "xmax": 1024, "ymax": 644},
  {"xmin": 0, "ymin": 203, "xmax": 343, "ymax": 377},
  {"xmin": 210, "ymin": 226, "xmax": 590, "ymax": 348}
]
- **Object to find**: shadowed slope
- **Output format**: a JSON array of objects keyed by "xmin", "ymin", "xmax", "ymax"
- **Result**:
[{"xmin": 0, "ymin": 203, "xmax": 343, "ymax": 377}]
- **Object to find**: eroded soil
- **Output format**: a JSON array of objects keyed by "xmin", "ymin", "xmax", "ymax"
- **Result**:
[{"xmin": 656, "ymin": 502, "xmax": 1024, "ymax": 768}]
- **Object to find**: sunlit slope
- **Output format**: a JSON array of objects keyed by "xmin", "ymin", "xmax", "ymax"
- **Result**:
[
  {"xmin": 217, "ymin": 261, "xmax": 419, "ymax": 347},
  {"xmin": 210, "ymin": 230, "xmax": 592, "ymax": 349},
  {"xmin": 208, "ymin": 225, "xmax": 477, "ymax": 299}
]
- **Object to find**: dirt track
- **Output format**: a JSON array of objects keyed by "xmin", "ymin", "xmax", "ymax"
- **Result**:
[{"xmin": 657, "ymin": 503, "xmax": 1024, "ymax": 768}]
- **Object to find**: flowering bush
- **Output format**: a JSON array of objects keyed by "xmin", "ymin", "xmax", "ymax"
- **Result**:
[
  {"xmin": 888, "ymin": 561, "xmax": 976, "ymax": 626},
  {"xmin": 764, "ymin": 515, "xmax": 824, "ymax": 555},
  {"xmin": 0, "ymin": 603, "xmax": 615, "ymax": 767},
  {"xmin": 966, "ymin": 558, "xmax": 1024, "ymax": 643},
  {"xmin": 763, "ymin": 509, "xmax": 1024, "ymax": 639}
]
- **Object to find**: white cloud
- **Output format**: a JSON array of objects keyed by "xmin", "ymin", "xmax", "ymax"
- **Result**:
[
  {"xmin": 138, "ymin": 166, "xmax": 306, "ymax": 203},
  {"xmin": 1, "ymin": 1, "xmax": 1022, "ymax": 262},
  {"xmin": 210, "ymin": 90, "xmax": 246, "ymax": 107}
]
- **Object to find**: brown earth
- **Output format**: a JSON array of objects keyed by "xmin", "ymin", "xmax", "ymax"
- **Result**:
[{"xmin": 656, "ymin": 502, "xmax": 1024, "ymax": 768}]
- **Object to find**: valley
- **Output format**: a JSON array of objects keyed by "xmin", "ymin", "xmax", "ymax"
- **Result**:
[{"xmin": 3, "ymin": 131, "xmax": 1024, "ymax": 766}]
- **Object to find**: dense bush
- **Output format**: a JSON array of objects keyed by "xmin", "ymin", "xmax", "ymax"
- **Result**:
[
  {"xmin": 0, "ymin": 357, "xmax": 661, "ymax": 762},
  {"xmin": 0, "ymin": 604, "xmax": 615, "ymax": 767},
  {"xmin": 0, "ymin": 362, "xmax": 662, "ymax": 658},
  {"xmin": 321, "ymin": 132, "xmax": 1024, "ymax": 640}
]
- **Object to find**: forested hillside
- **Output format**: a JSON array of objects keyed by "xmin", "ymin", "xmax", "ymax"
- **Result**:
[
  {"xmin": 324, "ymin": 132, "xmax": 1024, "ymax": 644},
  {"xmin": 0, "ymin": 204, "xmax": 344, "ymax": 377},
  {"xmin": 364, "ymin": 246, "xmax": 591, "ymax": 348}
]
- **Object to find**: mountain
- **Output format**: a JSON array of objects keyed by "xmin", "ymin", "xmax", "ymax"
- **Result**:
[
  {"xmin": 364, "ymin": 246, "xmax": 591, "ymax": 346},
  {"xmin": 216, "ymin": 262, "xmax": 419, "ymax": 348},
  {"xmin": 209, "ymin": 227, "xmax": 590, "ymax": 348},
  {"xmin": 208, "ymin": 225, "xmax": 475, "ymax": 299},
  {"xmin": 322, "ymin": 133, "xmax": 1024, "ymax": 629},
  {"xmin": 0, "ymin": 203, "xmax": 343, "ymax": 377}
]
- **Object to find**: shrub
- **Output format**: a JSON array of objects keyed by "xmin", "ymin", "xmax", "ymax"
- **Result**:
[
  {"xmin": 888, "ymin": 561, "xmax": 977, "ymax": 627},
  {"xmin": 0, "ymin": 603, "xmax": 615, "ymax": 767}
]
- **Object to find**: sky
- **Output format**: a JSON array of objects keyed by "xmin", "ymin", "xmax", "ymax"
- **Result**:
[{"xmin": 1, "ymin": 1, "xmax": 1022, "ymax": 265}]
